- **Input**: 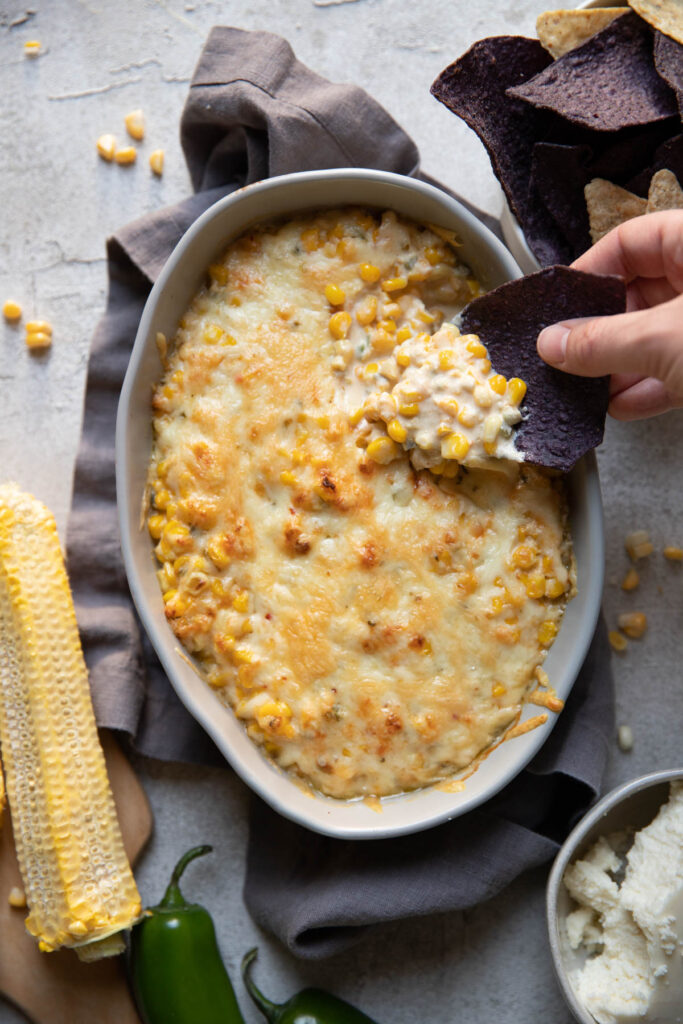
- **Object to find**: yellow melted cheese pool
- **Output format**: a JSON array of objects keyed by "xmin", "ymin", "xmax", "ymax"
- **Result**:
[{"xmin": 148, "ymin": 207, "xmax": 575, "ymax": 799}]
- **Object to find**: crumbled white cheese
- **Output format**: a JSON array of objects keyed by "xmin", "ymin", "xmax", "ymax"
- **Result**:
[{"xmin": 564, "ymin": 782, "xmax": 683, "ymax": 1024}]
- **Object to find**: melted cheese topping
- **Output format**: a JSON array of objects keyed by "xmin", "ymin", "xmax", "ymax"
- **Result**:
[{"xmin": 148, "ymin": 207, "xmax": 575, "ymax": 799}]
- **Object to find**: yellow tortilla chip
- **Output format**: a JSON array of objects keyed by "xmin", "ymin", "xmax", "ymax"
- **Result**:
[
  {"xmin": 585, "ymin": 178, "xmax": 648, "ymax": 243},
  {"xmin": 629, "ymin": 0, "xmax": 683, "ymax": 44},
  {"xmin": 647, "ymin": 168, "xmax": 683, "ymax": 211},
  {"xmin": 536, "ymin": 8, "xmax": 630, "ymax": 58}
]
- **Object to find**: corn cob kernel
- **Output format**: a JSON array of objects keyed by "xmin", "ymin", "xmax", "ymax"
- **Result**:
[
  {"xmin": 621, "ymin": 568, "xmax": 640, "ymax": 591},
  {"xmin": 609, "ymin": 630, "xmax": 628, "ymax": 652},
  {"xmin": 324, "ymin": 284, "xmax": 345, "ymax": 307},
  {"xmin": 492, "ymin": 683, "xmax": 506, "ymax": 698},
  {"xmin": 663, "ymin": 546, "xmax": 683, "ymax": 561},
  {"xmin": 124, "ymin": 109, "xmax": 145, "ymax": 141},
  {"xmin": 489, "ymin": 374, "xmax": 507, "ymax": 395},
  {"xmin": 511, "ymin": 544, "xmax": 537, "ymax": 569},
  {"xmin": 96, "ymin": 134, "xmax": 117, "ymax": 162},
  {"xmin": 2, "ymin": 300, "xmax": 22, "ymax": 322},
  {"xmin": 465, "ymin": 338, "xmax": 487, "ymax": 359},
  {"xmin": 395, "ymin": 325, "xmax": 411, "ymax": 344},
  {"xmin": 545, "ymin": 577, "xmax": 566, "ymax": 599},
  {"xmin": 149, "ymin": 149, "xmax": 165, "ymax": 177},
  {"xmin": 0, "ymin": 485, "xmax": 141, "ymax": 957},
  {"xmin": 25, "ymin": 331, "xmax": 52, "ymax": 351},
  {"xmin": 538, "ymin": 620, "xmax": 558, "ymax": 646},
  {"xmin": 387, "ymin": 419, "xmax": 407, "ymax": 444},
  {"xmin": 417, "ymin": 310, "xmax": 435, "ymax": 325},
  {"xmin": 114, "ymin": 146, "xmax": 137, "ymax": 166},
  {"xmin": 23, "ymin": 40, "xmax": 42, "ymax": 57},
  {"xmin": 381, "ymin": 276, "xmax": 407, "ymax": 293},
  {"xmin": 617, "ymin": 611, "xmax": 647, "ymax": 639}
]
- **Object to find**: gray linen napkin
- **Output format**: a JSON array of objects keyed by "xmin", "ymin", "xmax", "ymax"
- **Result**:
[{"xmin": 67, "ymin": 26, "xmax": 615, "ymax": 959}]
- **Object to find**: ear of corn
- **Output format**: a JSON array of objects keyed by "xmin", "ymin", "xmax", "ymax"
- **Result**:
[{"xmin": 0, "ymin": 484, "xmax": 141, "ymax": 958}]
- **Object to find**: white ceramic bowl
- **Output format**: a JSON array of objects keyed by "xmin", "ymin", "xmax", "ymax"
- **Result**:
[
  {"xmin": 500, "ymin": 0, "xmax": 625, "ymax": 272},
  {"xmin": 547, "ymin": 768, "xmax": 683, "ymax": 1024},
  {"xmin": 116, "ymin": 167, "xmax": 604, "ymax": 839}
]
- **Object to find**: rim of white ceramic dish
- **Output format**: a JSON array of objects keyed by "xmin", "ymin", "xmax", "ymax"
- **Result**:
[
  {"xmin": 546, "ymin": 767, "xmax": 683, "ymax": 1024},
  {"xmin": 500, "ymin": 0, "xmax": 627, "ymax": 271},
  {"xmin": 116, "ymin": 167, "xmax": 604, "ymax": 839}
]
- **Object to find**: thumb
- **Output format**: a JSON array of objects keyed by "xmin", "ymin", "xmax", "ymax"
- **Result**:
[{"xmin": 537, "ymin": 294, "xmax": 683, "ymax": 397}]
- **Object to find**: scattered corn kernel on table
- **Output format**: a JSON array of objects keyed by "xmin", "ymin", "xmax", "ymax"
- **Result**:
[{"xmin": 2, "ymin": 1, "xmax": 682, "ymax": 1022}]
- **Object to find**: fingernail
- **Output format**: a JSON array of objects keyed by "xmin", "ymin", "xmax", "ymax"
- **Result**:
[{"xmin": 537, "ymin": 325, "xmax": 569, "ymax": 366}]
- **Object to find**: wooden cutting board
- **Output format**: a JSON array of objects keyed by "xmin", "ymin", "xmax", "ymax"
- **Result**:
[{"xmin": 0, "ymin": 730, "xmax": 153, "ymax": 1024}]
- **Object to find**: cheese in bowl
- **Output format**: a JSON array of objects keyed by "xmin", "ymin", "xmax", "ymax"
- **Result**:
[{"xmin": 147, "ymin": 207, "xmax": 574, "ymax": 800}]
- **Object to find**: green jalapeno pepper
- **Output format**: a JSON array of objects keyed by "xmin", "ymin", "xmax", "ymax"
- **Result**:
[
  {"xmin": 129, "ymin": 845, "xmax": 245, "ymax": 1024},
  {"xmin": 242, "ymin": 948, "xmax": 380, "ymax": 1024}
]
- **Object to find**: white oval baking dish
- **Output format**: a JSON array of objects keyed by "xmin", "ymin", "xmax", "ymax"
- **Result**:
[{"xmin": 116, "ymin": 168, "xmax": 604, "ymax": 839}]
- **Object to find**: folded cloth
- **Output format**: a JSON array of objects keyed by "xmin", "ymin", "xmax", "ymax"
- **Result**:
[{"xmin": 67, "ymin": 26, "xmax": 615, "ymax": 959}]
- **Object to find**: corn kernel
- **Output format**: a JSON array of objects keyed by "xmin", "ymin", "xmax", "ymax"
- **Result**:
[
  {"xmin": 508, "ymin": 378, "xmax": 527, "ymax": 405},
  {"xmin": 436, "ymin": 397, "xmax": 459, "ymax": 418},
  {"xmin": 441, "ymin": 433, "xmax": 470, "ymax": 461},
  {"xmin": 378, "ymin": 318, "xmax": 396, "ymax": 334},
  {"xmin": 617, "ymin": 724, "xmax": 634, "ymax": 751},
  {"xmin": 617, "ymin": 611, "xmax": 647, "ymax": 639},
  {"xmin": 25, "ymin": 320, "xmax": 52, "ymax": 336},
  {"xmin": 424, "ymin": 246, "xmax": 442, "ymax": 266},
  {"xmin": 417, "ymin": 310, "xmax": 435, "ymax": 324},
  {"xmin": 23, "ymin": 40, "xmax": 42, "ymax": 57},
  {"xmin": 147, "ymin": 514, "xmax": 166, "ymax": 540},
  {"xmin": 663, "ymin": 546, "xmax": 683, "ymax": 561},
  {"xmin": 359, "ymin": 263, "xmax": 381, "ymax": 283},
  {"xmin": 396, "ymin": 349, "xmax": 411, "ymax": 368},
  {"xmin": 538, "ymin": 620, "xmax": 558, "ymax": 646},
  {"xmin": 366, "ymin": 437, "xmax": 400, "ymax": 464},
  {"xmin": 621, "ymin": 568, "xmax": 640, "ymax": 591},
  {"xmin": 301, "ymin": 228, "xmax": 321, "ymax": 252},
  {"xmin": 207, "ymin": 534, "xmax": 231, "ymax": 569},
  {"xmin": 96, "ymin": 132, "xmax": 118, "ymax": 161},
  {"xmin": 233, "ymin": 590, "xmax": 250, "ymax": 613},
  {"xmin": 356, "ymin": 295, "xmax": 377, "ymax": 326},
  {"xmin": 457, "ymin": 407, "xmax": 477, "ymax": 428},
  {"xmin": 609, "ymin": 630, "xmax": 628, "ymax": 652},
  {"xmin": 8, "ymin": 886, "xmax": 27, "ymax": 908},
  {"xmin": 545, "ymin": 578, "xmax": 566, "ymax": 599},
  {"xmin": 525, "ymin": 574, "xmax": 545, "ymax": 599},
  {"xmin": 387, "ymin": 419, "xmax": 408, "ymax": 444},
  {"xmin": 348, "ymin": 407, "xmax": 365, "ymax": 427},
  {"xmin": 492, "ymin": 683, "xmax": 506, "ymax": 698},
  {"xmin": 511, "ymin": 545, "xmax": 537, "ymax": 570},
  {"xmin": 482, "ymin": 413, "xmax": 502, "ymax": 446},
  {"xmin": 373, "ymin": 330, "xmax": 396, "ymax": 354},
  {"xmin": 396, "ymin": 325, "xmax": 411, "ymax": 344},
  {"xmin": 114, "ymin": 146, "xmax": 137, "ymax": 165},
  {"xmin": 382, "ymin": 276, "xmax": 407, "ymax": 293},
  {"xmin": 466, "ymin": 338, "xmax": 488, "ymax": 359},
  {"xmin": 438, "ymin": 349, "xmax": 455, "ymax": 371},
  {"xmin": 489, "ymin": 374, "xmax": 507, "ymax": 395},
  {"xmin": 25, "ymin": 331, "xmax": 51, "ymax": 350},
  {"xmin": 233, "ymin": 646, "xmax": 256, "ymax": 665},
  {"xmin": 324, "ymin": 283, "xmax": 345, "ymax": 306},
  {"xmin": 364, "ymin": 362, "xmax": 379, "ymax": 376},
  {"xmin": 203, "ymin": 323, "xmax": 224, "ymax": 344},
  {"xmin": 149, "ymin": 149, "xmax": 165, "ymax": 176},
  {"xmin": 625, "ymin": 530, "xmax": 654, "ymax": 560},
  {"xmin": 2, "ymin": 300, "xmax": 22, "ymax": 321},
  {"xmin": 124, "ymin": 109, "xmax": 145, "ymax": 141},
  {"xmin": 279, "ymin": 470, "xmax": 297, "ymax": 486},
  {"xmin": 398, "ymin": 403, "xmax": 420, "ymax": 417},
  {"xmin": 329, "ymin": 310, "xmax": 352, "ymax": 340}
]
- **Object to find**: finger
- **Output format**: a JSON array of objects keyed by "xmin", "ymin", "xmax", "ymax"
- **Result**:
[
  {"xmin": 537, "ymin": 294, "xmax": 683, "ymax": 396},
  {"xmin": 608, "ymin": 377, "xmax": 683, "ymax": 420},
  {"xmin": 572, "ymin": 210, "xmax": 683, "ymax": 290},
  {"xmin": 628, "ymin": 276, "xmax": 679, "ymax": 311},
  {"xmin": 609, "ymin": 372, "xmax": 643, "ymax": 396}
]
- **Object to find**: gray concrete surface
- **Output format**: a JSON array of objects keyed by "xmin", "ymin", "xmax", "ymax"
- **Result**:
[{"xmin": 1, "ymin": 0, "xmax": 682, "ymax": 1021}]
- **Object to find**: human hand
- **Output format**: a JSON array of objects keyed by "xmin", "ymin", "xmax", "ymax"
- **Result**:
[{"xmin": 537, "ymin": 210, "xmax": 683, "ymax": 420}]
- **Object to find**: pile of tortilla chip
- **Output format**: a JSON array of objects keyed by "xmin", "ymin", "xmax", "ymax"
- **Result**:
[{"xmin": 431, "ymin": 1, "xmax": 683, "ymax": 265}]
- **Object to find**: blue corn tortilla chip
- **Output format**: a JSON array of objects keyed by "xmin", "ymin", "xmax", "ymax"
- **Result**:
[
  {"xmin": 458, "ymin": 267, "xmax": 627, "ymax": 472},
  {"xmin": 507, "ymin": 13, "xmax": 678, "ymax": 132},
  {"xmin": 654, "ymin": 31, "xmax": 683, "ymax": 117},
  {"xmin": 530, "ymin": 143, "xmax": 593, "ymax": 260},
  {"xmin": 431, "ymin": 37, "xmax": 555, "ymax": 229},
  {"xmin": 626, "ymin": 133, "xmax": 683, "ymax": 194}
]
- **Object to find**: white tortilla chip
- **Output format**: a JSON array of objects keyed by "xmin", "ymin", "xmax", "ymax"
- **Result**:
[
  {"xmin": 585, "ymin": 178, "xmax": 648, "ymax": 244},
  {"xmin": 536, "ymin": 8, "xmax": 630, "ymax": 58},
  {"xmin": 628, "ymin": 0, "xmax": 683, "ymax": 45},
  {"xmin": 647, "ymin": 168, "xmax": 683, "ymax": 211}
]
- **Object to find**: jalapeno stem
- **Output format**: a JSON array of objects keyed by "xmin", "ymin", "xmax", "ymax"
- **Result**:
[
  {"xmin": 160, "ymin": 845, "xmax": 213, "ymax": 909},
  {"xmin": 241, "ymin": 948, "xmax": 280, "ymax": 1023}
]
